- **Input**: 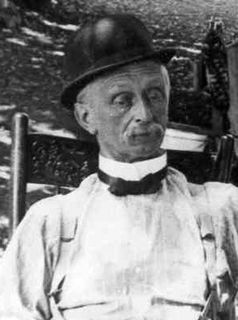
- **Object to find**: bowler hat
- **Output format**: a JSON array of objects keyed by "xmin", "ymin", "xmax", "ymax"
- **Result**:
[{"xmin": 61, "ymin": 14, "xmax": 176, "ymax": 109}]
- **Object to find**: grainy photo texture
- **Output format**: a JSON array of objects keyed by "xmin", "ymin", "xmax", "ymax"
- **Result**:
[{"xmin": 0, "ymin": 1, "xmax": 238, "ymax": 319}]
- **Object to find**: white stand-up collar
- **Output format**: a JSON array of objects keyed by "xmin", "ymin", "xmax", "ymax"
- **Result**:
[{"xmin": 99, "ymin": 153, "xmax": 167, "ymax": 181}]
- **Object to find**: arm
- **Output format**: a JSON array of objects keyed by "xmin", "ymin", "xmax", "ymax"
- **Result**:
[
  {"xmin": 189, "ymin": 181, "xmax": 238, "ymax": 316},
  {"xmin": 205, "ymin": 183, "xmax": 238, "ymax": 288},
  {"xmin": 204, "ymin": 182, "xmax": 238, "ymax": 313},
  {"xmin": 0, "ymin": 197, "xmax": 62, "ymax": 320}
]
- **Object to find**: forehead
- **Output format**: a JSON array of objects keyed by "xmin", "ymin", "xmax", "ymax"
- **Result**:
[{"xmin": 95, "ymin": 60, "xmax": 166, "ymax": 89}]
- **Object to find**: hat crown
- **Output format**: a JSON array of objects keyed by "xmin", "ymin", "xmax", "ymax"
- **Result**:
[
  {"xmin": 61, "ymin": 14, "xmax": 176, "ymax": 110},
  {"xmin": 65, "ymin": 14, "xmax": 153, "ymax": 80}
]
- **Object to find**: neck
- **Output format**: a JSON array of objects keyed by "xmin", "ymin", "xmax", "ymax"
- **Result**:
[{"xmin": 99, "ymin": 153, "xmax": 167, "ymax": 181}]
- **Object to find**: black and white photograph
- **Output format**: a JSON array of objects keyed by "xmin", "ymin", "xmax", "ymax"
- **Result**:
[{"xmin": 0, "ymin": 0, "xmax": 238, "ymax": 319}]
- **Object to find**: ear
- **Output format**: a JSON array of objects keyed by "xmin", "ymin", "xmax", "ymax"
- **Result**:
[{"xmin": 74, "ymin": 102, "xmax": 97, "ymax": 135}]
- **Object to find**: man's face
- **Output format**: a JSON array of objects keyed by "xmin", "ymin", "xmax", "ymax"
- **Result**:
[{"xmin": 75, "ymin": 61, "xmax": 170, "ymax": 162}]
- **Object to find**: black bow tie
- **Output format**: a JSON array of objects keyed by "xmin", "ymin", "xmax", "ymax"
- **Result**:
[{"xmin": 98, "ymin": 166, "xmax": 168, "ymax": 196}]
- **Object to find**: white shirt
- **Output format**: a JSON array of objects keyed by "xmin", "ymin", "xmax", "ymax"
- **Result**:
[{"xmin": 0, "ymin": 162, "xmax": 237, "ymax": 320}]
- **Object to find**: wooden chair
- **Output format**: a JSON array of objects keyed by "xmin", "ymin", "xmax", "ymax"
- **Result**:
[
  {"xmin": 9, "ymin": 112, "xmax": 99, "ymax": 234},
  {"xmin": 9, "ymin": 112, "xmax": 236, "ymax": 320},
  {"xmin": 9, "ymin": 112, "xmax": 235, "ymax": 234}
]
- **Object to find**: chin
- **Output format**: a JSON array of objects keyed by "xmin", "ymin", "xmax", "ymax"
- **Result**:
[{"xmin": 120, "ymin": 132, "xmax": 165, "ymax": 162}]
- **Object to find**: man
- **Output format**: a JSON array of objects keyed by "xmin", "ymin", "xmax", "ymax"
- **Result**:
[{"xmin": 0, "ymin": 14, "xmax": 238, "ymax": 320}]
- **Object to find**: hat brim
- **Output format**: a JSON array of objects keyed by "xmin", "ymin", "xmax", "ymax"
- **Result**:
[{"xmin": 61, "ymin": 48, "xmax": 176, "ymax": 110}]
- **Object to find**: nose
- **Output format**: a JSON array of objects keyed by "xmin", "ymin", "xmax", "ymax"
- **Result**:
[{"xmin": 134, "ymin": 98, "xmax": 153, "ymax": 123}]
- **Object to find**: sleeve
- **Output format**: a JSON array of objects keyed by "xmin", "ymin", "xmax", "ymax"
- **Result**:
[
  {"xmin": 204, "ymin": 182, "xmax": 238, "ymax": 311},
  {"xmin": 0, "ymin": 197, "xmax": 62, "ymax": 320},
  {"xmin": 204, "ymin": 183, "xmax": 238, "ymax": 285}
]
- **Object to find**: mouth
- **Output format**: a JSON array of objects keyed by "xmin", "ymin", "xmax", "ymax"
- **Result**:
[
  {"xmin": 131, "ymin": 126, "xmax": 163, "ymax": 139},
  {"xmin": 125, "ymin": 124, "xmax": 164, "ymax": 147},
  {"xmin": 132, "ymin": 131, "xmax": 151, "ymax": 138},
  {"xmin": 130, "ymin": 131, "xmax": 161, "ymax": 144}
]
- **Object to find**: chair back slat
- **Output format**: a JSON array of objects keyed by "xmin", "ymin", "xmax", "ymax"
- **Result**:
[
  {"xmin": 26, "ymin": 135, "xmax": 216, "ymax": 186},
  {"xmin": 27, "ymin": 134, "xmax": 98, "ymax": 187}
]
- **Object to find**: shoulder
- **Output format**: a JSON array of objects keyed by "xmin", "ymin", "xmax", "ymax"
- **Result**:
[
  {"xmin": 204, "ymin": 181, "xmax": 238, "ymax": 205},
  {"xmin": 13, "ymin": 194, "xmax": 64, "ymax": 247},
  {"xmin": 167, "ymin": 167, "xmax": 238, "ymax": 218},
  {"xmin": 166, "ymin": 167, "xmax": 199, "ymax": 199},
  {"xmin": 20, "ymin": 195, "xmax": 62, "ymax": 229},
  {"xmin": 168, "ymin": 165, "xmax": 238, "ymax": 210},
  {"xmin": 166, "ymin": 166, "xmax": 189, "ymax": 190},
  {"xmin": 203, "ymin": 182, "xmax": 238, "ymax": 230},
  {"xmin": 26, "ymin": 173, "xmax": 98, "ymax": 217},
  {"xmin": 20, "ymin": 173, "xmax": 99, "ymax": 239},
  {"xmin": 189, "ymin": 181, "xmax": 238, "ymax": 215}
]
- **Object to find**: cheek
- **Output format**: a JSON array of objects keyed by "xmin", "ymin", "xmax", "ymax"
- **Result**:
[
  {"xmin": 96, "ymin": 109, "xmax": 124, "ymax": 139},
  {"xmin": 154, "ymin": 103, "xmax": 168, "ymax": 124},
  {"xmin": 158, "ymin": 110, "xmax": 168, "ymax": 125}
]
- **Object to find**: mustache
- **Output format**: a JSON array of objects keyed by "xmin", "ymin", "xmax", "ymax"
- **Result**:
[{"xmin": 127, "ymin": 123, "xmax": 164, "ymax": 137}]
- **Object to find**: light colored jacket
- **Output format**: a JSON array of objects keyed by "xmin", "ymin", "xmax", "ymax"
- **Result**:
[{"xmin": 0, "ymin": 168, "xmax": 237, "ymax": 320}]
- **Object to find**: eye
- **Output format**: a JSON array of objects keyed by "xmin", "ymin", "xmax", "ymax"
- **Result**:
[
  {"xmin": 147, "ymin": 88, "xmax": 164, "ymax": 103},
  {"xmin": 112, "ymin": 93, "xmax": 133, "ymax": 110}
]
